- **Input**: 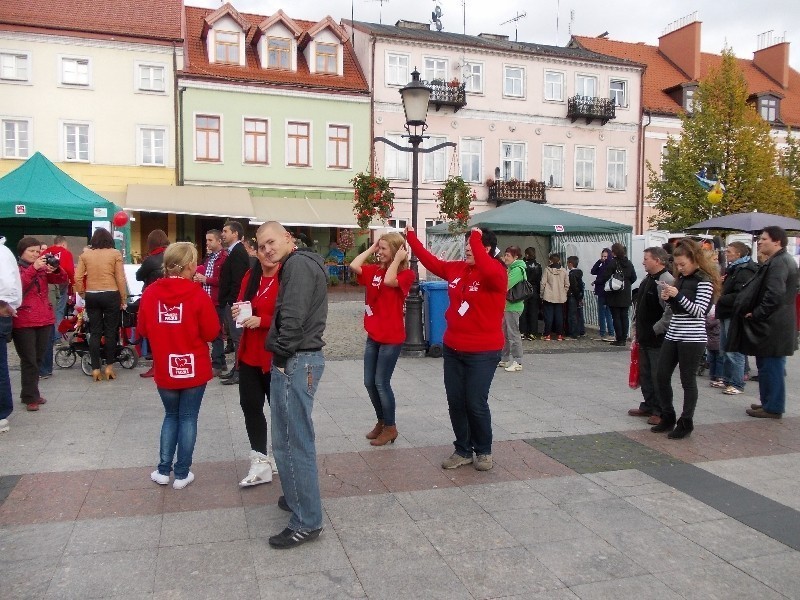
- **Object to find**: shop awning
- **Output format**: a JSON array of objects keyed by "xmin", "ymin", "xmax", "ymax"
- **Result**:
[
  {"xmin": 123, "ymin": 184, "xmax": 254, "ymax": 219},
  {"xmin": 252, "ymin": 196, "xmax": 359, "ymax": 228}
]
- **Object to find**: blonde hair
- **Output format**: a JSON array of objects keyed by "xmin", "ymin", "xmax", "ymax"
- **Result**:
[
  {"xmin": 380, "ymin": 232, "xmax": 409, "ymax": 271},
  {"xmin": 163, "ymin": 242, "xmax": 197, "ymax": 277}
]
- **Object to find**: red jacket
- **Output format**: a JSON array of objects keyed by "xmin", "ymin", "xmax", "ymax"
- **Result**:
[
  {"xmin": 13, "ymin": 262, "xmax": 68, "ymax": 329},
  {"xmin": 196, "ymin": 249, "xmax": 227, "ymax": 306},
  {"xmin": 236, "ymin": 268, "xmax": 279, "ymax": 372},
  {"xmin": 358, "ymin": 264, "xmax": 414, "ymax": 344},
  {"xmin": 407, "ymin": 230, "xmax": 506, "ymax": 352},
  {"xmin": 137, "ymin": 277, "xmax": 219, "ymax": 389}
]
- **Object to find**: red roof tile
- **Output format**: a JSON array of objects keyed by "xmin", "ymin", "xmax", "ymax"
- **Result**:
[
  {"xmin": 182, "ymin": 6, "xmax": 368, "ymax": 94},
  {"xmin": 574, "ymin": 36, "xmax": 800, "ymax": 127},
  {"xmin": 0, "ymin": 0, "xmax": 182, "ymax": 43}
]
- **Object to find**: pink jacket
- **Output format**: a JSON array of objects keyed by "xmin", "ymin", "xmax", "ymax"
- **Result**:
[{"xmin": 13, "ymin": 262, "xmax": 68, "ymax": 329}]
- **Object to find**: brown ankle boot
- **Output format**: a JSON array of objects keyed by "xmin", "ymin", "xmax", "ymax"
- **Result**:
[
  {"xmin": 365, "ymin": 420, "xmax": 384, "ymax": 440},
  {"xmin": 370, "ymin": 425, "xmax": 398, "ymax": 446}
]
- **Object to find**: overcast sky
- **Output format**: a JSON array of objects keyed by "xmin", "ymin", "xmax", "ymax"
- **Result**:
[{"xmin": 190, "ymin": 0, "xmax": 799, "ymax": 67}]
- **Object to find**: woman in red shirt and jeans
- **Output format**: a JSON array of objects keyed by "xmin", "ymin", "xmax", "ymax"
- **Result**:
[
  {"xmin": 138, "ymin": 243, "xmax": 219, "ymax": 490},
  {"xmin": 349, "ymin": 232, "xmax": 414, "ymax": 446},
  {"xmin": 232, "ymin": 229, "xmax": 280, "ymax": 487},
  {"xmin": 406, "ymin": 226, "xmax": 507, "ymax": 471}
]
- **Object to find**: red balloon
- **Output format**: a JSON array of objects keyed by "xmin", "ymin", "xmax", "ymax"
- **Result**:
[{"xmin": 113, "ymin": 211, "xmax": 129, "ymax": 227}]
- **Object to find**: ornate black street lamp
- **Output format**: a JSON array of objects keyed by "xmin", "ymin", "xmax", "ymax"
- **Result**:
[{"xmin": 374, "ymin": 69, "xmax": 456, "ymax": 356}]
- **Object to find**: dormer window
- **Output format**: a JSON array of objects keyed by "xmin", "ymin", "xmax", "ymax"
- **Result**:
[
  {"xmin": 316, "ymin": 43, "xmax": 337, "ymax": 74},
  {"xmin": 683, "ymin": 85, "xmax": 697, "ymax": 113},
  {"xmin": 268, "ymin": 37, "xmax": 291, "ymax": 69},
  {"xmin": 759, "ymin": 95, "xmax": 779, "ymax": 122},
  {"xmin": 215, "ymin": 31, "xmax": 240, "ymax": 64}
]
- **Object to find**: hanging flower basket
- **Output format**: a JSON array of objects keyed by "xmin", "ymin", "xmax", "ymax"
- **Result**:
[
  {"xmin": 351, "ymin": 172, "xmax": 395, "ymax": 230},
  {"xmin": 437, "ymin": 175, "xmax": 476, "ymax": 232}
]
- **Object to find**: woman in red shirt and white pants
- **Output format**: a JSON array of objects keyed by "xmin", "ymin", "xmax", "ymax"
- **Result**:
[
  {"xmin": 349, "ymin": 232, "xmax": 414, "ymax": 446},
  {"xmin": 406, "ymin": 227, "xmax": 507, "ymax": 471},
  {"xmin": 232, "ymin": 234, "xmax": 280, "ymax": 487},
  {"xmin": 138, "ymin": 243, "xmax": 219, "ymax": 490}
]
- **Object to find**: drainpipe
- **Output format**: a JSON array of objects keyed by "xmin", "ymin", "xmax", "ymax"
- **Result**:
[
  {"xmin": 177, "ymin": 86, "xmax": 185, "ymax": 186},
  {"xmin": 369, "ymin": 33, "xmax": 376, "ymax": 177}
]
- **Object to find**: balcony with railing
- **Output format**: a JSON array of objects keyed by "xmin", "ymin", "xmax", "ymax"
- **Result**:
[
  {"xmin": 427, "ymin": 79, "xmax": 467, "ymax": 112},
  {"xmin": 487, "ymin": 179, "xmax": 547, "ymax": 206},
  {"xmin": 567, "ymin": 95, "xmax": 616, "ymax": 125}
]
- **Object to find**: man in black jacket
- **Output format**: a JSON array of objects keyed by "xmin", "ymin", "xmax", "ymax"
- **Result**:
[
  {"xmin": 628, "ymin": 246, "xmax": 673, "ymax": 425},
  {"xmin": 520, "ymin": 247, "xmax": 542, "ymax": 340},
  {"xmin": 731, "ymin": 227, "xmax": 799, "ymax": 419},
  {"xmin": 260, "ymin": 221, "xmax": 328, "ymax": 549},
  {"xmin": 218, "ymin": 220, "xmax": 250, "ymax": 385}
]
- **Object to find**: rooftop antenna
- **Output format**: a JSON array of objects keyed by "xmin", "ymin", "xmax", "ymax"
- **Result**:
[
  {"xmin": 431, "ymin": 1, "xmax": 443, "ymax": 31},
  {"xmin": 555, "ymin": 0, "xmax": 560, "ymax": 45},
  {"xmin": 500, "ymin": 11, "xmax": 527, "ymax": 42},
  {"xmin": 367, "ymin": 0, "xmax": 390, "ymax": 24},
  {"xmin": 568, "ymin": 9, "xmax": 574, "ymax": 38}
]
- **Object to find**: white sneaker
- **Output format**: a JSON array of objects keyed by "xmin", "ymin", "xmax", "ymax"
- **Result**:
[
  {"xmin": 504, "ymin": 361, "xmax": 523, "ymax": 372},
  {"xmin": 150, "ymin": 470, "xmax": 169, "ymax": 485},
  {"xmin": 0, "ymin": 418, "xmax": 9, "ymax": 434},
  {"xmin": 239, "ymin": 451, "xmax": 273, "ymax": 487},
  {"xmin": 497, "ymin": 361, "xmax": 510, "ymax": 368},
  {"xmin": 173, "ymin": 472, "xmax": 194, "ymax": 490},
  {"xmin": 723, "ymin": 386, "xmax": 743, "ymax": 395}
]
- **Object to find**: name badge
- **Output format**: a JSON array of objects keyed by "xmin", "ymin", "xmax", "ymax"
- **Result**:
[
  {"xmin": 365, "ymin": 304, "xmax": 374, "ymax": 316},
  {"xmin": 458, "ymin": 301, "xmax": 469, "ymax": 316}
]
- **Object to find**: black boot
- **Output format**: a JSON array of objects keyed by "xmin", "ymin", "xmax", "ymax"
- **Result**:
[
  {"xmin": 651, "ymin": 412, "xmax": 676, "ymax": 433},
  {"xmin": 668, "ymin": 417, "xmax": 694, "ymax": 439}
]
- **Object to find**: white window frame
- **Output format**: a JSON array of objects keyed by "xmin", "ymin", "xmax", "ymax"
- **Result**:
[
  {"xmin": 214, "ymin": 30, "xmax": 241, "ymax": 65},
  {"xmin": 386, "ymin": 52, "xmax": 410, "ymax": 86},
  {"xmin": 326, "ymin": 123, "xmax": 352, "ymax": 170},
  {"xmin": 575, "ymin": 74, "xmax": 598, "ymax": 98},
  {"xmin": 2, "ymin": 117, "xmax": 32, "ymax": 158},
  {"xmin": 0, "ymin": 50, "xmax": 31, "ymax": 83},
  {"xmin": 463, "ymin": 61, "xmax": 483, "ymax": 94},
  {"xmin": 574, "ymin": 146, "xmax": 595, "ymax": 190},
  {"xmin": 59, "ymin": 55, "xmax": 92, "ymax": 87},
  {"xmin": 424, "ymin": 57, "xmax": 448, "ymax": 83},
  {"xmin": 544, "ymin": 70, "xmax": 565, "ymax": 102},
  {"xmin": 542, "ymin": 144, "xmax": 564, "ymax": 189},
  {"xmin": 503, "ymin": 65, "xmax": 525, "ymax": 98},
  {"xmin": 759, "ymin": 96, "xmax": 778, "ymax": 122},
  {"xmin": 610, "ymin": 78, "xmax": 627, "ymax": 108},
  {"xmin": 60, "ymin": 120, "xmax": 92, "ymax": 162},
  {"xmin": 242, "ymin": 116, "xmax": 270, "ymax": 166},
  {"xmin": 315, "ymin": 42, "xmax": 338, "ymax": 75},
  {"xmin": 137, "ymin": 125, "xmax": 167, "ymax": 167},
  {"xmin": 460, "ymin": 137, "xmax": 483, "ymax": 184},
  {"xmin": 286, "ymin": 120, "xmax": 312, "ymax": 168},
  {"xmin": 384, "ymin": 133, "xmax": 409, "ymax": 180},
  {"xmin": 135, "ymin": 62, "xmax": 167, "ymax": 94},
  {"xmin": 422, "ymin": 135, "xmax": 448, "ymax": 183},
  {"xmin": 194, "ymin": 113, "xmax": 223, "ymax": 163},
  {"xmin": 607, "ymin": 147, "xmax": 627, "ymax": 191},
  {"xmin": 501, "ymin": 141, "xmax": 525, "ymax": 181},
  {"xmin": 684, "ymin": 87, "xmax": 696, "ymax": 113}
]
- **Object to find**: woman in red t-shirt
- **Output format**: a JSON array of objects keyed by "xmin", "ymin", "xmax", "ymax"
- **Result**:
[
  {"xmin": 349, "ymin": 232, "xmax": 414, "ymax": 446},
  {"xmin": 231, "ymin": 231, "xmax": 280, "ymax": 487},
  {"xmin": 138, "ymin": 243, "xmax": 220, "ymax": 490}
]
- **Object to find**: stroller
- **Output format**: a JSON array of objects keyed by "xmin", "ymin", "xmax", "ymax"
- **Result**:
[{"xmin": 55, "ymin": 301, "xmax": 140, "ymax": 375}]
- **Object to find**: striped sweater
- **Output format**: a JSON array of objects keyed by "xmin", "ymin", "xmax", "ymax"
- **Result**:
[{"xmin": 665, "ymin": 270, "xmax": 713, "ymax": 343}]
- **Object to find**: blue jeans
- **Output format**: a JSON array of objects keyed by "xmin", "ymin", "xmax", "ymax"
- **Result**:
[
  {"xmin": 720, "ymin": 319, "xmax": 746, "ymax": 390},
  {"xmin": 542, "ymin": 301, "xmax": 564, "ymax": 336},
  {"xmin": 157, "ymin": 384, "xmax": 206, "ymax": 479},
  {"xmin": 707, "ymin": 349, "xmax": 724, "ymax": 381},
  {"xmin": 0, "ymin": 317, "xmax": 12, "ymax": 420},
  {"xmin": 270, "ymin": 351, "xmax": 325, "ymax": 532},
  {"xmin": 363, "ymin": 338, "xmax": 402, "ymax": 426},
  {"xmin": 442, "ymin": 345, "xmax": 500, "ymax": 457},
  {"xmin": 567, "ymin": 297, "xmax": 585, "ymax": 337},
  {"xmin": 597, "ymin": 296, "xmax": 615, "ymax": 337},
  {"xmin": 756, "ymin": 356, "xmax": 786, "ymax": 414},
  {"xmin": 54, "ymin": 284, "xmax": 68, "ymax": 340},
  {"xmin": 211, "ymin": 305, "xmax": 227, "ymax": 370},
  {"xmin": 39, "ymin": 325, "xmax": 54, "ymax": 376}
]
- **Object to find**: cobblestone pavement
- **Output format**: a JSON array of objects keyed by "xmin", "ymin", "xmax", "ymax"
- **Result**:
[{"xmin": 3, "ymin": 288, "xmax": 800, "ymax": 599}]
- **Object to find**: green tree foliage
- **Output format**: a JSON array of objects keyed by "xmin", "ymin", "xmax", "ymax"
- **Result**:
[
  {"xmin": 647, "ymin": 49, "xmax": 796, "ymax": 231},
  {"xmin": 780, "ymin": 129, "xmax": 800, "ymax": 210}
]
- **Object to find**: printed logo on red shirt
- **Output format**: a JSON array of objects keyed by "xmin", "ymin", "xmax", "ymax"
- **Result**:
[
  {"xmin": 468, "ymin": 281, "xmax": 481, "ymax": 292},
  {"xmin": 371, "ymin": 274, "xmax": 382, "ymax": 288},
  {"xmin": 449, "ymin": 277, "xmax": 461, "ymax": 289},
  {"xmin": 158, "ymin": 302, "xmax": 183, "ymax": 323},
  {"xmin": 168, "ymin": 354, "xmax": 195, "ymax": 378}
]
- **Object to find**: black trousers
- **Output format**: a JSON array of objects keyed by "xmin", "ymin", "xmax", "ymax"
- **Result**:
[
  {"xmin": 519, "ymin": 295, "xmax": 540, "ymax": 336},
  {"xmin": 238, "ymin": 361, "xmax": 270, "ymax": 454},
  {"xmin": 85, "ymin": 291, "xmax": 121, "ymax": 369},
  {"xmin": 656, "ymin": 340, "xmax": 705, "ymax": 419},
  {"xmin": 610, "ymin": 306, "xmax": 630, "ymax": 343},
  {"xmin": 12, "ymin": 325, "xmax": 49, "ymax": 404}
]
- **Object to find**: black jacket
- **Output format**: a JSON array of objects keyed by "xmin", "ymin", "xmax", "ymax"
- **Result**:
[
  {"xmin": 568, "ymin": 268, "xmax": 584, "ymax": 300},
  {"xmin": 634, "ymin": 268, "xmax": 673, "ymax": 348},
  {"xmin": 728, "ymin": 249, "xmax": 799, "ymax": 357},
  {"xmin": 524, "ymin": 259, "xmax": 542, "ymax": 295},
  {"xmin": 598, "ymin": 256, "xmax": 637, "ymax": 308},
  {"xmin": 136, "ymin": 251, "xmax": 164, "ymax": 290},
  {"xmin": 715, "ymin": 260, "xmax": 759, "ymax": 320},
  {"xmin": 218, "ymin": 241, "xmax": 251, "ymax": 306}
]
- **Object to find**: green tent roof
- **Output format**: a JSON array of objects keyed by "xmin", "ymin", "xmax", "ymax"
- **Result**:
[
  {"xmin": 427, "ymin": 201, "xmax": 632, "ymax": 235},
  {"xmin": 0, "ymin": 152, "xmax": 117, "ymax": 221}
]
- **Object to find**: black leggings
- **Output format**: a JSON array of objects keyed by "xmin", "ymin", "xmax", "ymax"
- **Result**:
[
  {"xmin": 610, "ymin": 306, "xmax": 630, "ymax": 343},
  {"xmin": 85, "ymin": 291, "xmax": 121, "ymax": 369},
  {"xmin": 238, "ymin": 361, "xmax": 270, "ymax": 454},
  {"xmin": 656, "ymin": 340, "xmax": 705, "ymax": 419}
]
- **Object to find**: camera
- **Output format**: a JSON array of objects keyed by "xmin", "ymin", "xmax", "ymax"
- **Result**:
[{"xmin": 43, "ymin": 254, "xmax": 60, "ymax": 269}]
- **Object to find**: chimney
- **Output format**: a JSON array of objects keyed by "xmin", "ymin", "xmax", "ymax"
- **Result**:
[
  {"xmin": 658, "ymin": 15, "xmax": 701, "ymax": 80},
  {"xmin": 395, "ymin": 20, "xmax": 430, "ymax": 31},
  {"xmin": 477, "ymin": 33, "xmax": 509, "ymax": 41},
  {"xmin": 753, "ymin": 32, "xmax": 790, "ymax": 88}
]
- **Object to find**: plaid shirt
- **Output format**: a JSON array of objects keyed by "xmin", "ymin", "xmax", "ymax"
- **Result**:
[{"xmin": 203, "ymin": 250, "xmax": 223, "ymax": 297}]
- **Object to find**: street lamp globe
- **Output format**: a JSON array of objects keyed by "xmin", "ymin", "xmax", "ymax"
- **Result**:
[{"xmin": 400, "ymin": 69, "xmax": 431, "ymax": 130}]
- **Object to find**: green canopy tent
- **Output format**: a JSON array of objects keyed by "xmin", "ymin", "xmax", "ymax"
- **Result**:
[{"xmin": 0, "ymin": 152, "xmax": 122, "ymax": 252}]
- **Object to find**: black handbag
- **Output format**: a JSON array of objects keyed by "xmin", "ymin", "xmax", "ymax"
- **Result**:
[{"xmin": 507, "ymin": 266, "xmax": 535, "ymax": 302}]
